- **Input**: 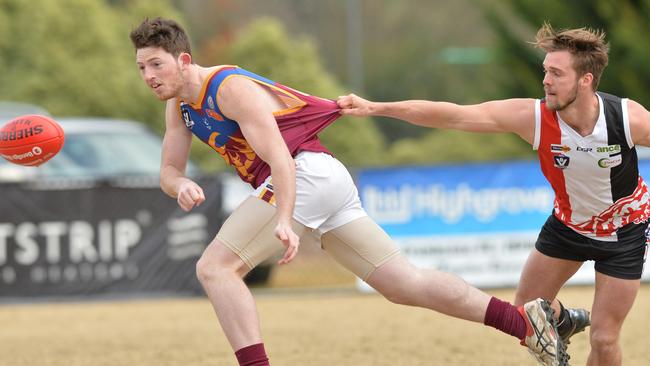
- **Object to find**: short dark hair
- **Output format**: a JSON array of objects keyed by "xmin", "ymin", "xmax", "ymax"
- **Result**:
[{"xmin": 129, "ymin": 17, "xmax": 192, "ymax": 57}]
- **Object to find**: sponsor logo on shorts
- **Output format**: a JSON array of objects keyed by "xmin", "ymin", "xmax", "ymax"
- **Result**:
[
  {"xmin": 551, "ymin": 144, "xmax": 571, "ymax": 153},
  {"xmin": 553, "ymin": 154, "xmax": 570, "ymax": 169},
  {"xmin": 598, "ymin": 155, "xmax": 622, "ymax": 168},
  {"xmin": 0, "ymin": 126, "xmax": 44, "ymax": 141},
  {"xmin": 596, "ymin": 144, "xmax": 621, "ymax": 154}
]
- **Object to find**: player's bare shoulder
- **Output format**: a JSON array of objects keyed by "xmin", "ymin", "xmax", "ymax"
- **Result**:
[
  {"xmin": 627, "ymin": 99, "xmax": 650, "ymax": 146},
  {"xmin": 165, "ymin": 98, "xmax": 183, "ymax": 126},
  {"xmin": 217, "ymin": 74, "xmax": 255, "ymax": 99},
  {"xmin": 216, "ymin": 74, "xmax": 254, "ymax": 117}
]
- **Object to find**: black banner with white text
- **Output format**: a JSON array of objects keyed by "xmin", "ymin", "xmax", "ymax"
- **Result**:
[{"xmin": 0, "ymin": 177, "xmax": 224, "ymax": 298}]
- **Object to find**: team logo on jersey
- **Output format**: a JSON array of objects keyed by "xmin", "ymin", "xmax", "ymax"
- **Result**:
[
  {"xmin": 205, "ymin": 109, "xmax": 225, "ymax": 121},
  {"xmin": 207, "ymin": 95, "xmax": 215, "ymax": 110},
  {"xmin": 598, "ymin": 155, "xmax": 622, "ymax": 168},
  {"xmin": 181, "ymin": 108, "xmax": 194, "ymax": 129},
  {"xmin": 551, "ymin": 144, "xmax": 571, "ymax": 153},
  {"xmin": 576, "ymin": 146, "xmax": 593, "ymax": 152},
  {"xmin": 596, "ymin": 144, "xmax": 621, "ymax": 154},
  {"xmin": 553, "ymin": 154, "xmax": 570, "ymax": 169}
]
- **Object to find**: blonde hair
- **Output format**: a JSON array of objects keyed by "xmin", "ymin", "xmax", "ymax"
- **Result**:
[{"xmin": 533, "ymin": 22, "xmax": 609, "ymax": 90}]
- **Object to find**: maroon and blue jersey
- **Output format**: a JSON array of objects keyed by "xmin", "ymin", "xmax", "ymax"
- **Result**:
[{"xmin": 178, "ymin": 66, "xmax": 340, "ymax": 188}]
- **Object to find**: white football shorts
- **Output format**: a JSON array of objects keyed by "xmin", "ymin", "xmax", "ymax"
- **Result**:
[{"xmin": 252, "ymin": 151, "xmax": 367, "ymax": 233}]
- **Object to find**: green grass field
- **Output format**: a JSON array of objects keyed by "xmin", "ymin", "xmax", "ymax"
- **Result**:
[{"xmin": 2, "ymin": 283, "xmax": 649, "ymax": 366}]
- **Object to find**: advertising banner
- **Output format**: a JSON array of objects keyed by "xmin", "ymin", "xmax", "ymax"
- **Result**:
[
  {"xmin": 0, "ymin": 177, "xmax": 224, "ymax": 298},
  {"xmin": 357, "ymin": 160, "xmax": 650, "ymax": 288}
]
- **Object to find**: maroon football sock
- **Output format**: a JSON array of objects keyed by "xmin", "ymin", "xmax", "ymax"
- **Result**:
[
  {"xmin": 483, "ymin": 297, "xmax": 527, "ymax": 340},
  {"xmin": 235, "ymin": 343, "xmax": 270, "ymax": 366}
]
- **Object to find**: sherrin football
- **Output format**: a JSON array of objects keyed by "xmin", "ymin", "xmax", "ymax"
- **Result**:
[{"xmin": 0, "ymin": 114, "xmax": 65, "ymax": 166}]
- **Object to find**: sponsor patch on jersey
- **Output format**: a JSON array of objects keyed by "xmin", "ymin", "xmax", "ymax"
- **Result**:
[
  {"xmin": 576, "ymin": 146, "xmax": 593, "ymax": 152},
  {"xmin": 551, "ymin": 144, "xmax": 571, "ymax": 153},
  {"xmin": 596, "ymin": 144, "xmax": 621, "ymax": 154},
  {"xmin": 207, "ymin": 95, "xmax": 215, "ymax": 110},
  {"xmin": 598, "ymin": 155, "xmax": 623, "ymax": 168},
  {"xmin": 553, "ymin": 154, "xmax": 570, "ymax": 169}
]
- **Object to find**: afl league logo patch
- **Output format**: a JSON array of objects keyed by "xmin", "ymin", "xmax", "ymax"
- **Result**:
[{"xmin": 553, "ymin": 154, "xmax": 570, "ymax": 169}]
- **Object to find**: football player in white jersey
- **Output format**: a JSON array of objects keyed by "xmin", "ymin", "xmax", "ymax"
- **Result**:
[{"xmin": 338, "ymin": 23, "xmax": 650, "ymax": 366}]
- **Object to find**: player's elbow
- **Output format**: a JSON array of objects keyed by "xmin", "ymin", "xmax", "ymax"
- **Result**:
[{"xmin": 268, "ymin": 152, "xmax": 296, "ymax": 175}]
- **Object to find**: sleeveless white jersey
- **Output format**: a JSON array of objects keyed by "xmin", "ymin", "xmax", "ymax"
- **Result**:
[{"xmin": 533, "ymin": 92, "xmax": 650, "ymax": 241}]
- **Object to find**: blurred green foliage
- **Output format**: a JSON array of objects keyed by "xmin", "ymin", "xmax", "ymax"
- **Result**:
[
  {"xmin": 481, "ymin": 0, "xmax": 650, "ymax": 108},
  {"xmin": 3, "ymin": 0, "xmax": 649, "ymax": 170},
  {"xmin": 182, "ymin": 0, "xmax": 536, "ymax": 166},
  {"xmin": 0, "ymin": 0, "xmax": 181, "ymax": 132},
  {"xmin": 195, "ymin": 18, "xmax": 387, "ymax": 170},
  {"xmin": 388, "ymin": 130, "xmax": 532, "ymax": 166}
]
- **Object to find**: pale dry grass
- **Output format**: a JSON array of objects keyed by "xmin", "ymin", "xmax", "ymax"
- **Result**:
[
  {"xmin": 1, "ymin": 284, "xmax": 649, "ymax": 366},
  {"xmin": 2, "ymin": 240, "xmax": 649, "ymax": 366}
]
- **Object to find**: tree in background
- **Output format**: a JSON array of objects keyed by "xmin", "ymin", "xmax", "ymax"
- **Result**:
[
  {"xmin": 179, "ymin": 0, "xmax": 536, "ymax": 166},
  {"xmin": 481, "ymin": 0, "xmax": 650, "ymax": 108},
  {"xmin": 182, "ymin": 1, "xmax": 502, "ymax": 130},
  {"xmin": 194, "ymin": 18, "xmax": 387, "ymax": 170},
  {"xmin": 0, "ymin": 0, "xmax": 181, "ymax": 132},
  {"xmin": 358, "ymin": 1, "xmax": 535, "ymax": 165},
  {"xmin": 3, "ymin": 1, "xmax": 589, "ymax": 168}
]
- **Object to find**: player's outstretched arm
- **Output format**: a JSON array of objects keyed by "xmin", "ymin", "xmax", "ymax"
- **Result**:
[{"xmin": 337, "ymin": 93, "xmax": 537, "ymax": 144}]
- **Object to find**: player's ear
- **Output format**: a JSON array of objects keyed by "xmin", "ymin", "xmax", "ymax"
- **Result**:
[
  {"xmin": 580, "ymin": 72, "xmax": 594, "ymax": 89},
  {"xmin": 178, "ymin": 52, "xmax": 192, "ymax": 69}
]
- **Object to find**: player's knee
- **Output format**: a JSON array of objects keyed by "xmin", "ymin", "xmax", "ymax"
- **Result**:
[
  {"xmin": 589, "ymin": 328, "xmax": 619, "ymax": 351},
  {"xmin": 195, "ymin": 252, "xmax": 238, "ymax": 285},
  {"xmin": 381, "ymin": 288, "xmax": 414, "ymax": 306},
  {"xmin": 373, "ymin": 271, "xmax": 421, "ymax": 306},
  {"xmin": 195, "ymin": 254, "xmax": 216, "ymax": 285}
]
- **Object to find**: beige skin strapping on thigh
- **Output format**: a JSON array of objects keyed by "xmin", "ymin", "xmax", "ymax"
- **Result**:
[
  {"xmin": 216, "ymin": 196, "xmax": 308, "ymax": 269},
  {"xmin": 321, "ymin": 216, "xmax": 400, "ymax": 280}
]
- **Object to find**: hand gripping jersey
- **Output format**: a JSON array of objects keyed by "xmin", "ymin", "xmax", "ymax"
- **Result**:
[
  {"xmin": 178, "ymin": 66, "xmax": 340, "ymax": 188},
  {"xmin": 533, "ymin": 92, "xmax": 650, "ymax": 241}
]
